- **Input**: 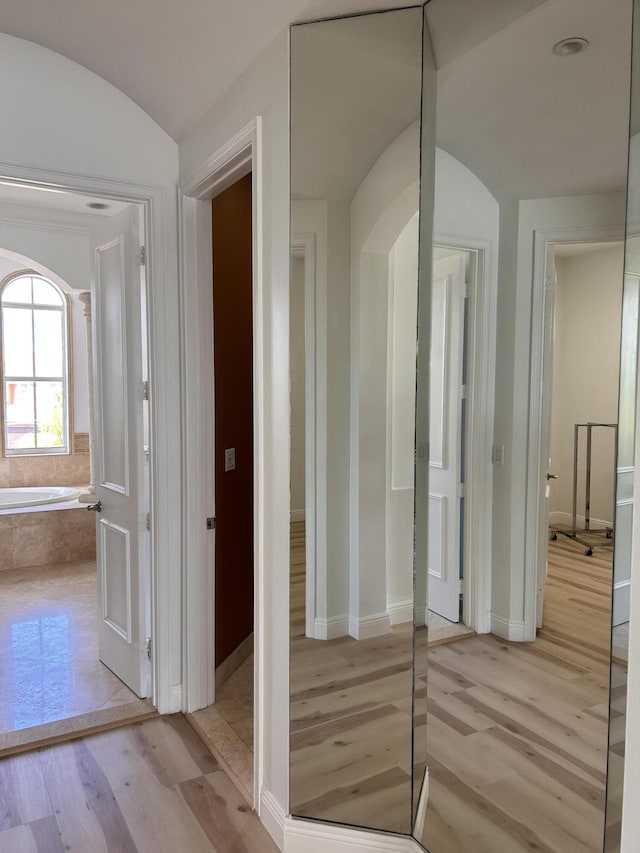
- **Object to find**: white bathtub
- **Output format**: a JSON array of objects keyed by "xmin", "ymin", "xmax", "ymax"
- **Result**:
[{"xmin": 0, "ymin": 486, "xmax": 81, "ymax": 510}]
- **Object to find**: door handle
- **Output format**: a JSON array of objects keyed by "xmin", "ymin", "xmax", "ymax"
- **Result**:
[
  {"xmin": 87, "ymin": 500, "xmax": 103, "ymax": 512},
  {"xmin": 546, "ymin": 473, "xmax": 558, "ymax": 480}
]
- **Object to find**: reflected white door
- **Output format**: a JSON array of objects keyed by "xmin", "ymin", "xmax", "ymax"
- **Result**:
[
  {"xmin": 428, "ymin": 252, "xmax": 466, "ymax": 622},
  {"xmin": 91, "ymin": 206, "xmax": 150, "ymax": 697},
  {"xmin": 536, "ymin": 258, "xmax": 558, "ymax": 628}
]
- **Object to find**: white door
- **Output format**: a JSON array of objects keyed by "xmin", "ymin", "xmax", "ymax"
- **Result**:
[
  {"xmin": 428, "ymin": 251, "xmax": 466, "ymax": 622},
  {"xmin": 536, "ymin": 254, "xmax": 558, "ymax": 628},
  {"xmin": 91, "ymin": 205, "xmax": 150, "ymax": 697}
]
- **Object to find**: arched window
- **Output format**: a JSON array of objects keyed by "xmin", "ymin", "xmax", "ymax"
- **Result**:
[{"xmin": 1, "ymin": 273, "xmax": 69, "ymax": 455}]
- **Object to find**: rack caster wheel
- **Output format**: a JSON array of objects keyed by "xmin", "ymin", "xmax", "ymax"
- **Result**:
[{"xmin": 585, "ymin": 548, "xmax": 593, "ymax": 557}]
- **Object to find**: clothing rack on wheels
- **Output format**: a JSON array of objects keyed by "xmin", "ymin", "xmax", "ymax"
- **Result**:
[{"xmin": 550, "ymin": 422, "xmax": 617, "ymax": 556}]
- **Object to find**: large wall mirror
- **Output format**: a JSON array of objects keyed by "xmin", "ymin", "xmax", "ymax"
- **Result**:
[{"xmin": 290, "ymin": 1, "xmax": 635, "ymax": 850}]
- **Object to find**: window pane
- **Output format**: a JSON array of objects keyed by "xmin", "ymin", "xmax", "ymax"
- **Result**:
[
  {"xmin": 2, "ymin": 277, "xmax": 32, "ymax": 305},
  {"xmin": 5, "ymin": 381, "xmax": 35, "ymax": 450},
  {"xmin": 32, "ymin": 279, "xmax": 63, "ymax": 307},
  {"xmin": 35, "ymin": 382, "xmax": 64, "ymax": 448},
  {"xmin": 3, "ymin": 307, "xmax": 33, "ymax": 377},
  {"xmin": 34, "ymin": 310, "xmax": 63, "ymax": 377}
]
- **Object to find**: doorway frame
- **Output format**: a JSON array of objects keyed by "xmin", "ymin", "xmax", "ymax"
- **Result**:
[
  {"xmin": 0, "ymin": 160, "xmax": 177, "ymax": 712},
  {"xmin": 290, "ymin": 233, "xmax": 318, "ymax": 638},
  {"xmin": 179, "ymin": 117, "xmax": 264, "ymax": 807},
  {"xmin": 433, "ymin": 234, "xmax": 495, "ymax": 633},
  {"xmin": 524, "ymin": 224, "xmax": 625, "ymax": 639}
]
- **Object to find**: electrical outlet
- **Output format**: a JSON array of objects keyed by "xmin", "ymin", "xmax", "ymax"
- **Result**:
[
  {"xmin": 492, "ymin": 445, "xmax": 505, "ymax": 465},
  {"xmin": 224, "ymin": 447, "xmax": 236, "ymax": 472}
]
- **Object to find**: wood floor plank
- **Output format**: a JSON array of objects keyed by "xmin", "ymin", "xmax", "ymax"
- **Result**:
[
  {"xmin": 28, "ymin": 816, "xmax": 64, "ymax": 853},
  {"xmin": 180, "ymin": 774, "xmax": 276, "ymax": 853},
  {"xmin": 72, "ymin": 740, "xmax": 138, "ymax": 853},
  {"xmin": 79, "ymin": 725, "xmax": 217, "ymax": 853},
  {"xmin": 0, "ymin": 751, "xmax": 51, "ymax": 829},
  {"xmin": 0, "ymin": 825, "xmax": 38, "ymax": 853},
  {"xmin": 0, "ymin": 718, "xmax": 276, "ymax": 853}
]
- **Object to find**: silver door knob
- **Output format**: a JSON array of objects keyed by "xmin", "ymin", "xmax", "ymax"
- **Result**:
[
  {"xmin": 87, "ymin": 500, "xmax": 103, "ymax": 512},
  {"xmin": 546, "ymin": 473, "xmax": 558, "ymax": 480}
]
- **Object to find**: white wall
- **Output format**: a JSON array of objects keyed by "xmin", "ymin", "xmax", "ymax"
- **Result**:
[
  {"xmin": 386, "ymin": 216, "xmax": 418, "ymax": 623},
  {"xmin": 549, "ymin": 246, "xmax": 623, "ymax": 526},
  {"xmin": 290, "ymin": 254, "xmax": 306, "ymax": 518}
]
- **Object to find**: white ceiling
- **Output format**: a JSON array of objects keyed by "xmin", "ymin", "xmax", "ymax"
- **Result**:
[
  {"xmin": 433, "ymin": 0, "xmax": 632, "ymax": 201},
  {"xmin": 0, "ymin": 0, "xmax": 314, "ymax": 141},
  {"xmin": 0, "ymin": 0, "xmax": 633, "ymax": 204},
  {"xmin": 291, "ymin": 8, "xmax": 423, "ymax": 199},
  {"xmin": 0, "ymin": 182, "xmax": 128, "ymax": 216}
]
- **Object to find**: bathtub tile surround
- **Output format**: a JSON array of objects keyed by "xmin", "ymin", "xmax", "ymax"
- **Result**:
[
  {"xmin": 73, "ymin": 432, "xmax": 90, "ymax": 454},
  {"xmin": 0, "ymin": 450, "xmax": 89, "ymax": 489},
  {"xmin": 0, "ymin": 504, "xmax": 96, "ymax": 571}
]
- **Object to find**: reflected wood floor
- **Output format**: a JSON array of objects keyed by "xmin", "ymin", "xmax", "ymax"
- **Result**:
[
  {"xmin": 423, "ymin": 533, "xmax": 613, "ymax": 853},
  {"xmin": 291, "ymin": 522, "xmax": 614, "ymax": 851},
  {"xmin": 290, "ymin": 522, "xmax": 414, "ymax": 833},
  {"xmin": 0, "ymin": 715, "xmax": 277, "ymax": 853}
]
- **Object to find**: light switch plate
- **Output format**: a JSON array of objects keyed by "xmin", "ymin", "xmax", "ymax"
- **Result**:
[{"xmin": 224, "ymin": 447, "xmax": 236, "ymax": 472}]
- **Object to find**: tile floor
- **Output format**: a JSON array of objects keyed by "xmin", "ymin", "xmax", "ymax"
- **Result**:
[
  {"xmin": 0, "ymin": 559, "xmax": 152, "ymax": 753},
  {"xmin": 189, "ymin": 658, "xmax": 255, "ymax": 806}
]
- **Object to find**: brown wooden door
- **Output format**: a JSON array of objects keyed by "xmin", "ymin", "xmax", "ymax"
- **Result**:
[{"xmin": 212, "ymin": 173, "xmax": 253, "ymax": 667}]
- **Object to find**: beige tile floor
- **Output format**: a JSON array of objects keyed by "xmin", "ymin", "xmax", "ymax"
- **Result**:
[
  {"xmin": 0, "ymin": 559, "xmax": 151, "ymax": 750},
  {"xmin": 189, "ymin": 656, "xmax": 255, "ymax": 806}
]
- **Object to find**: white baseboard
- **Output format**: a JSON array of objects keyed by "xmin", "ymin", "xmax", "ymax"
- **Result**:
[
  {"xmin": 549, "ymin": 511, "xmax": 612, "ymax": 530},
  {"xmin": 388, "ymin": 598, "xmax": 413, "ymax": 626},
  {"xmin": 414, "ymin": 605, "xmax": 427, "ymax": 627},
  {"xmin": 491, "ymin": 613, "xmax": 527, "ymax": 642},
  {"xmin": 290, "ymin": 509, "xmax": 306, "ymax": 523},
  {"xmin": 314, "ymin": 614, "xmax": 349, "ymax": 640},
  {"xmin": 284, "ymin": 818, "xmax": 420, "ymax": 852},
  {"xmin": 349, "ymin": 611, "xmax": 391, "ymax": 640},
  {"xmin": 260, "ymin": 787, "xmax": 286, "ymax": 850},
  {"xmin": 613, "ymin": 579, "xmax": 631, "ymax": 627},
  {"xmin": 260, "ymin": 788, "xmax": 422, "ymax": 852}
]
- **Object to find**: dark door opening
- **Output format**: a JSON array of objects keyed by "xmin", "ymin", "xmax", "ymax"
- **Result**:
[{"xmin": 212, "ymin": 172, "xmax": 254, "ymax": 670}]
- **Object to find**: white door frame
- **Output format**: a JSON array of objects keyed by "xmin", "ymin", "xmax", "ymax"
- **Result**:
[
  {"xmin": 524, "ymin": 224, "xmax": 625, "ymax": 639},
  {"xmin": 179, "ymin": 118, "xmax": 264, "ymax": 807},
  {"xmin": 291, "ymin": 234, "xmax": 318, "ymax": 638},
  {"xmin": 0, "ymin": 160, "xmax": 177, "ymax": 713},
  {"xmin": 433, "ymin": 235, "xmax": 495, "ymax": 634}
]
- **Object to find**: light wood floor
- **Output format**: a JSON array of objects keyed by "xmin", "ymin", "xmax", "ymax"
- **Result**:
[
  {"xmin": 0, "ymin": 715, "xmax": 277, "ymax": 853},
  {"xmin": 423, "ymin": 532, "xmax": 612, "ymax": 853},
  {"xmin": 291, "ymin": 522, "xmax": 616, "ymax": 851}
]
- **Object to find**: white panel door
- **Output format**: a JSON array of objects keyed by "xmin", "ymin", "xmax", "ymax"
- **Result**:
[
  {"xmin": 428, "ymin": 252, "xmax": 466, "ymax": 622},
  {"xmin": 536, "ymin": 258, "xmax": 558, "ymax": 628},
  {"xmin": 91, "ymin": 206, "xmax": 149, "ymax": 697}
]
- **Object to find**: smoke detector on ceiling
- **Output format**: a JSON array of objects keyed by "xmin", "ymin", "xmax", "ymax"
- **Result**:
[{"xmin": 553, "ymin": 37, "xmax": 589, "ymax": 56}]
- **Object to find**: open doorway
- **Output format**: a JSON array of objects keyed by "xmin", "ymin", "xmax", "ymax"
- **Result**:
[
  {"xmin": 0, "ymin": 187, "xmax": 154, "ymax": 750},
  {"xmin": 188, "ymin": 172, "xmax": 256, "ymax": 807},
  {"xmin": 537, "ymin": 240, "xmax": 624, "ymax": 637}
]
